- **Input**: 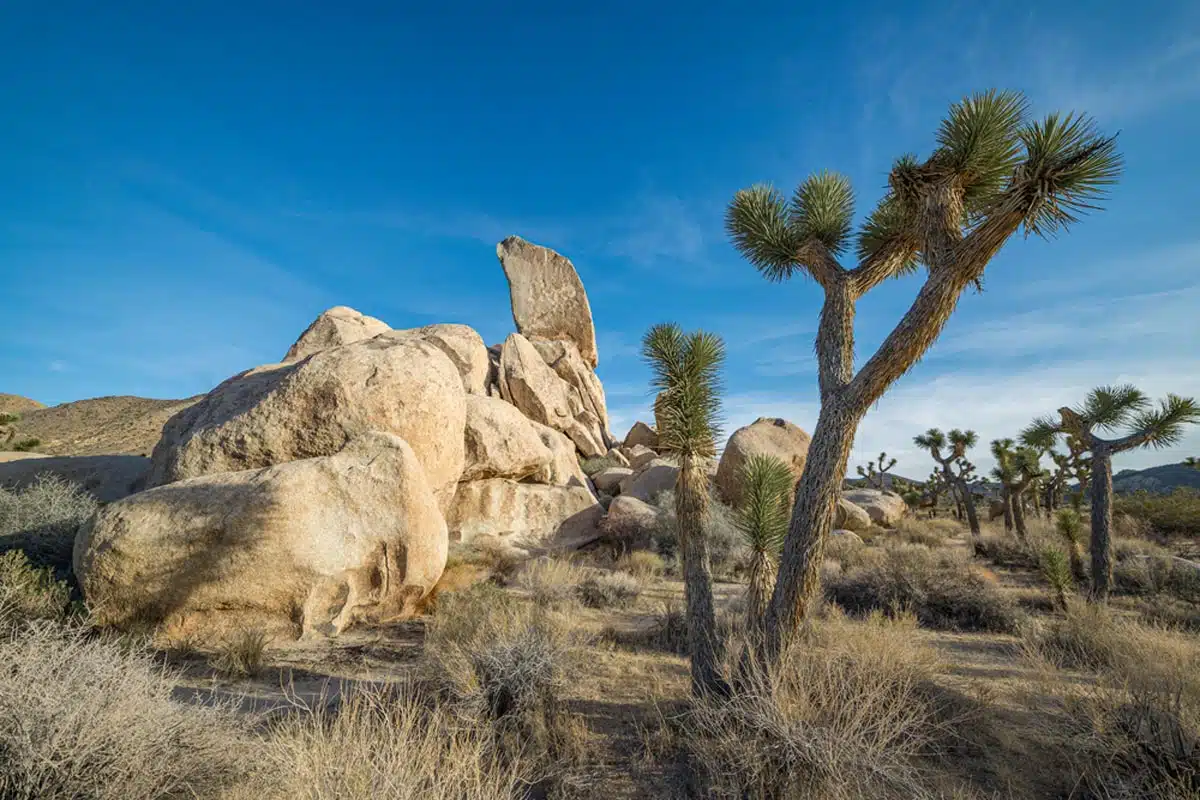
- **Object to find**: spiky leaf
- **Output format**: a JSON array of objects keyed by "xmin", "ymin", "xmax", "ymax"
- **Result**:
[
  {"xmin": 642, "ymin": 325, "xmax": 725, "ymax": 460},
  {"xmin": 789, "ymin": 171, "xmax": 855, "ymax": 255},
  {"xmin": 734, "ymin": 454, "xmax": 794, "ymax": 558},
  {"xmin": 725, "ymin": 185, "xmax": 802, "ymax": 282},
  {"xmin": 1079, "ymin": 384, "xmax": 1148, "ymax": 431},
  {"xmin": 934, "ymin": 89, "xmax": 1029, "ymax": 211},
  {"xmin": 1125, "ymin": 394, "xmax": 1200, "ymax": 451}
]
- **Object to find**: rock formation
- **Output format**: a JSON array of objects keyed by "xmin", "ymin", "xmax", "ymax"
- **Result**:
[
  {"xmin": 715, "ymin": 417, "xmax": 812, "ymax": 506},
  {"xmin": 283, "ymin": 306, "xmax": 390, "ymax": 363}
]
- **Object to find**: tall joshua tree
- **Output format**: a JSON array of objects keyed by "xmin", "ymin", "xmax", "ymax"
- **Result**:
[
  {"xmin": 726, "ymin": 90, "xmax": 1120, "ymax": 660},
  {"xmin": 991, "ymin": 439, "xmax": 1043, "ymax": 539},
  {"xmin": 856, "ymin": 452, "xmax": 897, "ymax": 490},
  {"xmin": 1023, "ymin": 386, "xmax": 1200, "ymax": 601},
  {"xmin": 733, "ymin": 455, "xmax": 794, "ymax": 630},
  {"xmin": 642, "ymin": 323, "xmax": 729, "ymax": 695},
  {"xmin": 914, "ymin": 428, "xmax": 982, "ymax": 534}
]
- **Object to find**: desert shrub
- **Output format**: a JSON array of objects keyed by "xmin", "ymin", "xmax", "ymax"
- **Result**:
[
  {"xmin": 577, "ymin": 570, "xmax": 642, "ymax": 609},
  {"xmin": 0, "ymin": 549, "xmax": 72, "ymax": 631},
  {"xmin": 893, "ymin": 517, "xmax": 962, "ymax": 547},
  {"xmin": 1114, "ymin": 488, "xmax": 1200, "ymax": 538},
  {"xmin": 826, "ymin": 545, "xmax": 1021, "ymax": 633},
  {"xmin": 616, "ymin": 549, "xmax": 666, "ymax": 579},
  {"xmin": 516, "ymin": 557, "xmax": 585, "ymax": 609},
  {"xmin": 247, "ymin": 684, "xmax": 522, "ymax": 800},
  {"xmin": 973, "ymin": 530, "xmax": 1037, "ymax": 568},
  {"xmin": 1023, "ymin": 608, "xmax": 1200, "ymax": 798},
  {"xmin": 421, "ymin": 583, "xmax": 587, "ymax": 789},
  {"xmin": 684, "ymin": 610, "xmax": 967, "ymax": 799},
  {"xmin": 0, "ymin": 475, "xmax": 97, "ymax": 577},
  {"xmin": 1113, "ymin": 535, "xmax": 1170, "ymax": 561},
  {"xmin": 447, "ymin": 539, "xmax": 522, "ymax": 586},
  {"xmin": 605, "ymin": 603, "xmax": 689, "ymax": 655},
  {"xmin": 653, "ymin": 489, "xmax": 746, "ymax": 578},
  {"xmin": 823, "ymin": 531, "xmax": 872, "ymax": 571},
  {"xmin": 212, "ymin": 628, "xmax": 269, "ymax": 678},
  {"xmin": 0, "ymin": 622, "xmax": 252, "ymax": 799},
  {"xmin": 1113, "ymin": 554, "xmax": 1200, "ymax": 603},
  {"xmin": 1038, "ymin": 547, "xmax": 1074, "ymax": 610}
]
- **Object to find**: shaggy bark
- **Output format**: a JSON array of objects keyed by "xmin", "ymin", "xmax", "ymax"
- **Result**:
[
  {"xmin": 1088, "ymin": 448, "xmax": 1114, "ymax": 602},
  {"xmin": 676, "ymin": 458, "xmax": 728, "ymax": 696}
]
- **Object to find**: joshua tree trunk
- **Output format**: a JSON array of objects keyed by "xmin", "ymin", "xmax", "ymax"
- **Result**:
[
  {"xmin": 1089, "ymin": 448, "xmax": 1114, "ymax": 602},
  {"xmin": 676, "ymin": 456, "xmax": 727, "ymax": 695},
  {"xmin": 1001, "ymin": 491, "xmax": 1014, "ymax": 532},
  {"xmin": 958, "ymin": 481, "xmax": 981, "ymax": 535},
  {"xmin": 1012, "ymin": 490, "xmax": 1028, "ymax": 539},
  {"xmin": 761, "ymin": 401, "xmax": 861, "ymax": 661}
]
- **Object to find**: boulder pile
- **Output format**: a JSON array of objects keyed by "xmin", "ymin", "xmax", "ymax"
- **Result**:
[{"xmin": 73, "ymin": 236, "xmax": 617, "ymax": 644}]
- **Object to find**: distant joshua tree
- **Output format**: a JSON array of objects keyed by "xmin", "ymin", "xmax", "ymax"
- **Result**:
[
  {"xmin": 642, "ymin": 323, "xmax": 728, "ymax": 696},
  {"xmin": 726, "ymin": 89, "xmax": 1120, "ymax": 661},
  {"xmin": 733, "ymin": 455, "xmax": 794, "ymax": 631},
  {"xmin": 1023, "ymin": 385, "xmax": 1200, "ymax": 601},
  {"xmin": 914, "ymin": 428, "xmax": 982, "ymax": 535},
  {"xmin": 856, "ymin": 452, "xmax": 897, "ymax": 490},
  {"xmin": 1186, "ymin": 456, "xmax": 1200, "ymax": 469},
  {"xmin": 0, "ymin": 412, "xmax": 39, "ymax": 453},
  {"xmin": 990, "ymin": 439, "xmax": 1044, "ymax": 540}
]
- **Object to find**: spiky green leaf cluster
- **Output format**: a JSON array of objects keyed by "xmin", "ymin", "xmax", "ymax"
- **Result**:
[
  {"xmin": 641, "ymin": 323, "xmax": 724, "ymax": 460},
  {"xmin": 913, "ymin": 428, "xmax": 947, "ymax": 452},
  {"xmin": 1054, "ymin": 508, "xmax": 1084, "ymax": 546},
  {"xmin": 933, "ymin": 89, "xmax": 1029, "ymax": 213},
  {"xmin": 733, "ymin": 454, "xmax": 794, "ymax": 558},
  {"xmin": 789, "ymin": 171, "xmax": 855, "ymax": 255},
  {"xmin": 1021, "ymin": 416, "xmax": 1062, "ymax": 451},
  {"xmin": 1129, "ymin": 394, "xmax": 1200, "ymax": 449},
  {"xmin": 724, "ymin": 185, "xmax": 801, "ymax": 281},
  {"xmin": 1078, "ymin": 384, "xmax": 1148, "ymax": 431}
]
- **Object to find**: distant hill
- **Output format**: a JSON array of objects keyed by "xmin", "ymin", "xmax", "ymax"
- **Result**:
[
  {"xmin": 1112, "ymin": 462, "xmax": 1200, "ymax": 494},
  {"xmin": 0, "ymin": 394, "xmax": 44, "ymax": 415},
  {"xmin": 8, "ymin": 395, "xmax": 202, "ymax": 457}
]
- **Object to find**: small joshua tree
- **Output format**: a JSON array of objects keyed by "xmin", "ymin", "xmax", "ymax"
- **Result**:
[
  {"xmin": 727, "ymin": 89, "xmax": 1121, "ymax": 661},
  {"xmin": 856, "ymin": 452, "xmax": 897, "ymax": 490},
  {"xmin": 1023, "ymin": 386, "xmax": 1200, "ymax": 601},
  {"xmin": 990, "ymin": 439, "xmax": 1043, "ymax": 539},
  {"xmin": 733, "ymin": 455, "xmax": 794, "ymax": 631},
  {"xmin": 914, "ymin": 428, "xmax": 982, "ymax": 534},
  {"xmin": 1055, "ymin": 507, "xmax": 1087, "ymax": 582},
  {"xmin": 642, "ymin": 323, "xmax": 728, "ymax": 695}
]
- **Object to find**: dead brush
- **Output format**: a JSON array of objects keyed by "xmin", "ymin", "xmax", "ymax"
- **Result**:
[
  {"xmin": 212, "ymin": 628, "xmax": 269, "ymax": 678},
  {"xmin": 0, "ymin": 549, "xmax": 72, "ymax": 631},
  {"xmin": 516, "ymin": 557, "xmax": 585, "ymax": 609}
]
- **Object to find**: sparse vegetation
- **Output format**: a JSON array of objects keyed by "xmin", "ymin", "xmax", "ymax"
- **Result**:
[
  {"xmin": 0, "ymin": 549, "xmax": 73, "ymax": 631},
  {"xmin": 826, "ymin": 545, "xmax": 1021, "ymax": 632},
  {"xmin": 580, "ymin": 453, "xmax": 623, "ymax": 477},
  {"xmin": 0, "ymin": 475, "xmax": 97, "ymax": 576},
  {"xmin": 615, "ymin": 549, "xmax": 666, "ymax": 579},
  {"xmin": 1114, "ymin": 487, "xmax": 1200, "ymax": 538},
  {"xmin": 212, "ymin": 628, "xmax": 269, "ymax": 678},
  {"xmin": 517, "ymin": 556, "xmax": 586, "ymax": 609},
  {"xmin": 577, "ymin": 569, "xmax": 642, "ymax": 609}
]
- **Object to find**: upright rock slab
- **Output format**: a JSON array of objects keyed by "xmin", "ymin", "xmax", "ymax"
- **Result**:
[
  {"xmin": 497, "ymin": 236, "xmax": 598, "ymax": 368},
  {"xmin": 147, "ymin": 333, "xmax": 467, "ymax": 504},
  {"xmin": 283, "ymin": 306, "xmax": 390, "ymax": 363},
  {"xmin": 75, "ymin": 433, "xmax": 447, "ymax": 644}
]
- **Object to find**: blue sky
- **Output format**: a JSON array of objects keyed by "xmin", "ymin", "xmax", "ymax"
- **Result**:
[{"xmin": 2, "ymin": 0, "xmax": 1198, "ymax": 474}]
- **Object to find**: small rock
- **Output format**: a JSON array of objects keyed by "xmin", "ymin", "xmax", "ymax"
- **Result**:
[
  {"xmin": 623, "ymin": 421, "xmax": 659, "ymax": 450},
  {"xmin": 592, "ymin": 466, "xmax": 634, "ymax": 494}
]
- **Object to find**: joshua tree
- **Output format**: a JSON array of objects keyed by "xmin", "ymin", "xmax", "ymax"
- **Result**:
[
  {"xmin": 914, "ymin": 427, "xmax": 982, "ymax": 534},
  {"xmin": 990, "ymin": 439, "xmax": 1043, "ymax": 539},
  {"xmin": 1055, "ymin": 507, "xmax": 1087, "ymax": 583},
  {"xmin": 733, "ymin": 455, "xmax": 794, "ymax": 630},
  {"xmin": 1186, "ymin": 456, "xmax": 1199, "ymax": 469},
  {"xmin": 642, "ymin": 323, "xmax": 728, "ymax": 695},
  {"xmin": 727, "ymin": 90, "xmax": 1120, "ymax": 660},
  {"xmin": 1023, "ymin": 386, "xmax": 1200, "ymax": 601},
  {"xmin": 856, "ymin": 452, "xmax": 897, "ymax": 490}
]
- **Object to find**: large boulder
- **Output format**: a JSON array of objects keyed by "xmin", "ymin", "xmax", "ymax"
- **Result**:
[
  {"xmin": 530, "ymin": 338, "xmax": 614, "ymax": 447},
  {"xmin": 146, "ymin": 333, "xmax": 467, "ymax": 506},
  {"xmin": 283, "ymin": 306, "xmax": 390, "ymax": 363},
  {"xmin": 619, "ymin": 458, "xmax": 679, "ymax": 502},
  {"xmin": 592, "ymin": 466, "xmax": 633, "ymax": 495},
  {"xmin": 395, "ymin": 324, "xmax": 489, "ymax": 396},
  {"xmin": 74, "ymin": 433, "xmax": 447, "ymax": 644},
  {"xmin": 446, "ymin": 479, "xmax": 602, "ymax": 549},
  {"xmin": 601, "ymin": 495, "xmax": 662, "ymax": 538},
  {"xmin": 834, "ymin": 497, "xmax": 873, "ymax": 533},
  {"xmin": 497, "ymin": 333, "xmax": 605, "ymax": 457},
  {"xmin": 621, "ymin": 443, "xmax": 658, "ymax": 471},
  {"xmin": 461, "ymin": 395, "xmax": 553, "ymax": 482},
  {"xmin": 715, "ymin": 417, "xmax": 811, "ymax": 506},
  {"xmin": 528, "ymin": 422, "xmax": 591, "ymax": 490},
  {"xmin": 0, "ymin": 453, "xmax": 148, "ymax": 503},
  {"xmin": 842, "ymin": 489, "xmax": 907, "ymax": 527},
  {"xmin": 623, "ymin": 421, "xmax": 659, "ymax": 450},
  {"xmin": 497, "ymin": 236, "xmax": 598, "ymax": 368}
]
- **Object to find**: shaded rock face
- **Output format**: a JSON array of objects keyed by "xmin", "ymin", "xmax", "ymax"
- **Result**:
[
  {"xmin": 74, "ymin": 433, "xmax": 446, "ymax": 645},
  {"xmin": 283, "ymin": 306, "xmax": 391, "ymax": 363},
  {"xmin": 0, "ymin": 454, "xmax": 149, "ymax": 503},
  {"xmin": 461, "ymin": 395, "xmax": 554, "ymax": 483},
  {"xmin": 498, "ymin": 333, "xmax": 605, "ymax": 458},
  {"xmin": 446, "ymin": 479, "xmax": 602, "ymax": 550},
  {"xmin": 619, "ymin": 458, "xmax": 679, "ymax": 503},
  {"xmin": 601, "ymin": 495, "xmax": 661, "ymax": 538},
  {"xmin": 497, "ymin": 236, "xmax": 598, "ymax": 368},
  {"xmin": 146, "ymin": 333, "xmax": 468, "ymax": 506},
  {"xmin": 529, "ymin": 338, "xmax": 613, "ymax": 447},
  {"xmin": 623, "ymin": 421, "xmax": 659, "ymax": 451},
  {"xmin": 715, "ymin": 417, "xmax": 811, "ymax": 506},
  {"xmin": 835, "ymin": 497, "xmax": 873, "ymax": 533}
]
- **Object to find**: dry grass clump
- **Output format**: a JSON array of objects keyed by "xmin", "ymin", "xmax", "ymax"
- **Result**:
[
  {"xmin": 0, "ymin": 475, "xmax": 97, "ymax": 576},
  {"xmin": 0, "ymin": 622, "xmax": 252, "ymax": 799},
  {"xmin": 421, "ymin": 582, "xmax": 589, "ymax": 792},
  {"xmin": 0, "ymin": 549, "xmax": 73, "ymax": 631},
  {"xmin": 245, "ymin": 684, "xmax": 522, "ymax": 800},
  {"xmin": 1113, "ymin": 554, "xmax": 1200, "ymax": 603},
  {"xmin": 212, "ymin": 628, "xmax": 269, "ymax": 678},
  {"xmin": 577, "ymin": 569, "xmax": 642, "ymax": 609},
  {"xmin": 826, "ymin": 545, "xmax": 1021, "ymax": 633},
  {"xmin": 579, "ymin": 453, "xmax": 624, "ymax": 477},
  {"xmin": 683, "ymin": 610, "xmax": 971, "ymax": 799},
  {"xmin": 616, "ymin": 549, "xmax": 666, "ymax": 579},
  {"xmin": 893, "ymin": 516, "xmax": 962, "ymax": 547},
  {"xmin": 823, "ymin": 531, "xmax": 872, "ymax": 571},
  {"xmin": 446, "ymin": 538, "xmax": 523, "ymax": 586},
  {"xmin": 516, "ymin": 556, "xmax": 586, "ymax": 609},
  {"xmin": 1021, "ymin": 606, "xmax": 1200, "ymax": 798}
]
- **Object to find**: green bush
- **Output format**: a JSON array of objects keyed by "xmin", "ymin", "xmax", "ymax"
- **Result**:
[
  {"xmin": 1114, "ymin": 488, "xmax": 1200, "ymax": 538},
  {"xmin": 0, "ymin": 550, "xmax": 73, "ymax": 631}
]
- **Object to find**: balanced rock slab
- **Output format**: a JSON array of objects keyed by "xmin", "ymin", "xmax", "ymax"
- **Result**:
[
  {"xmin": 715, "ymin": 417, "xmax": 811, "ymax": 506},
  {"xmin": 146, "ymin": 333, "xmax": 467, "ymax": 504},
  {"xmin": 75, "ymin": 433, "xmax": 447, "ymax": 644},
  {"xmin": 497, "ymin": 236, "xmax": 598, "ymax": 368}
]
